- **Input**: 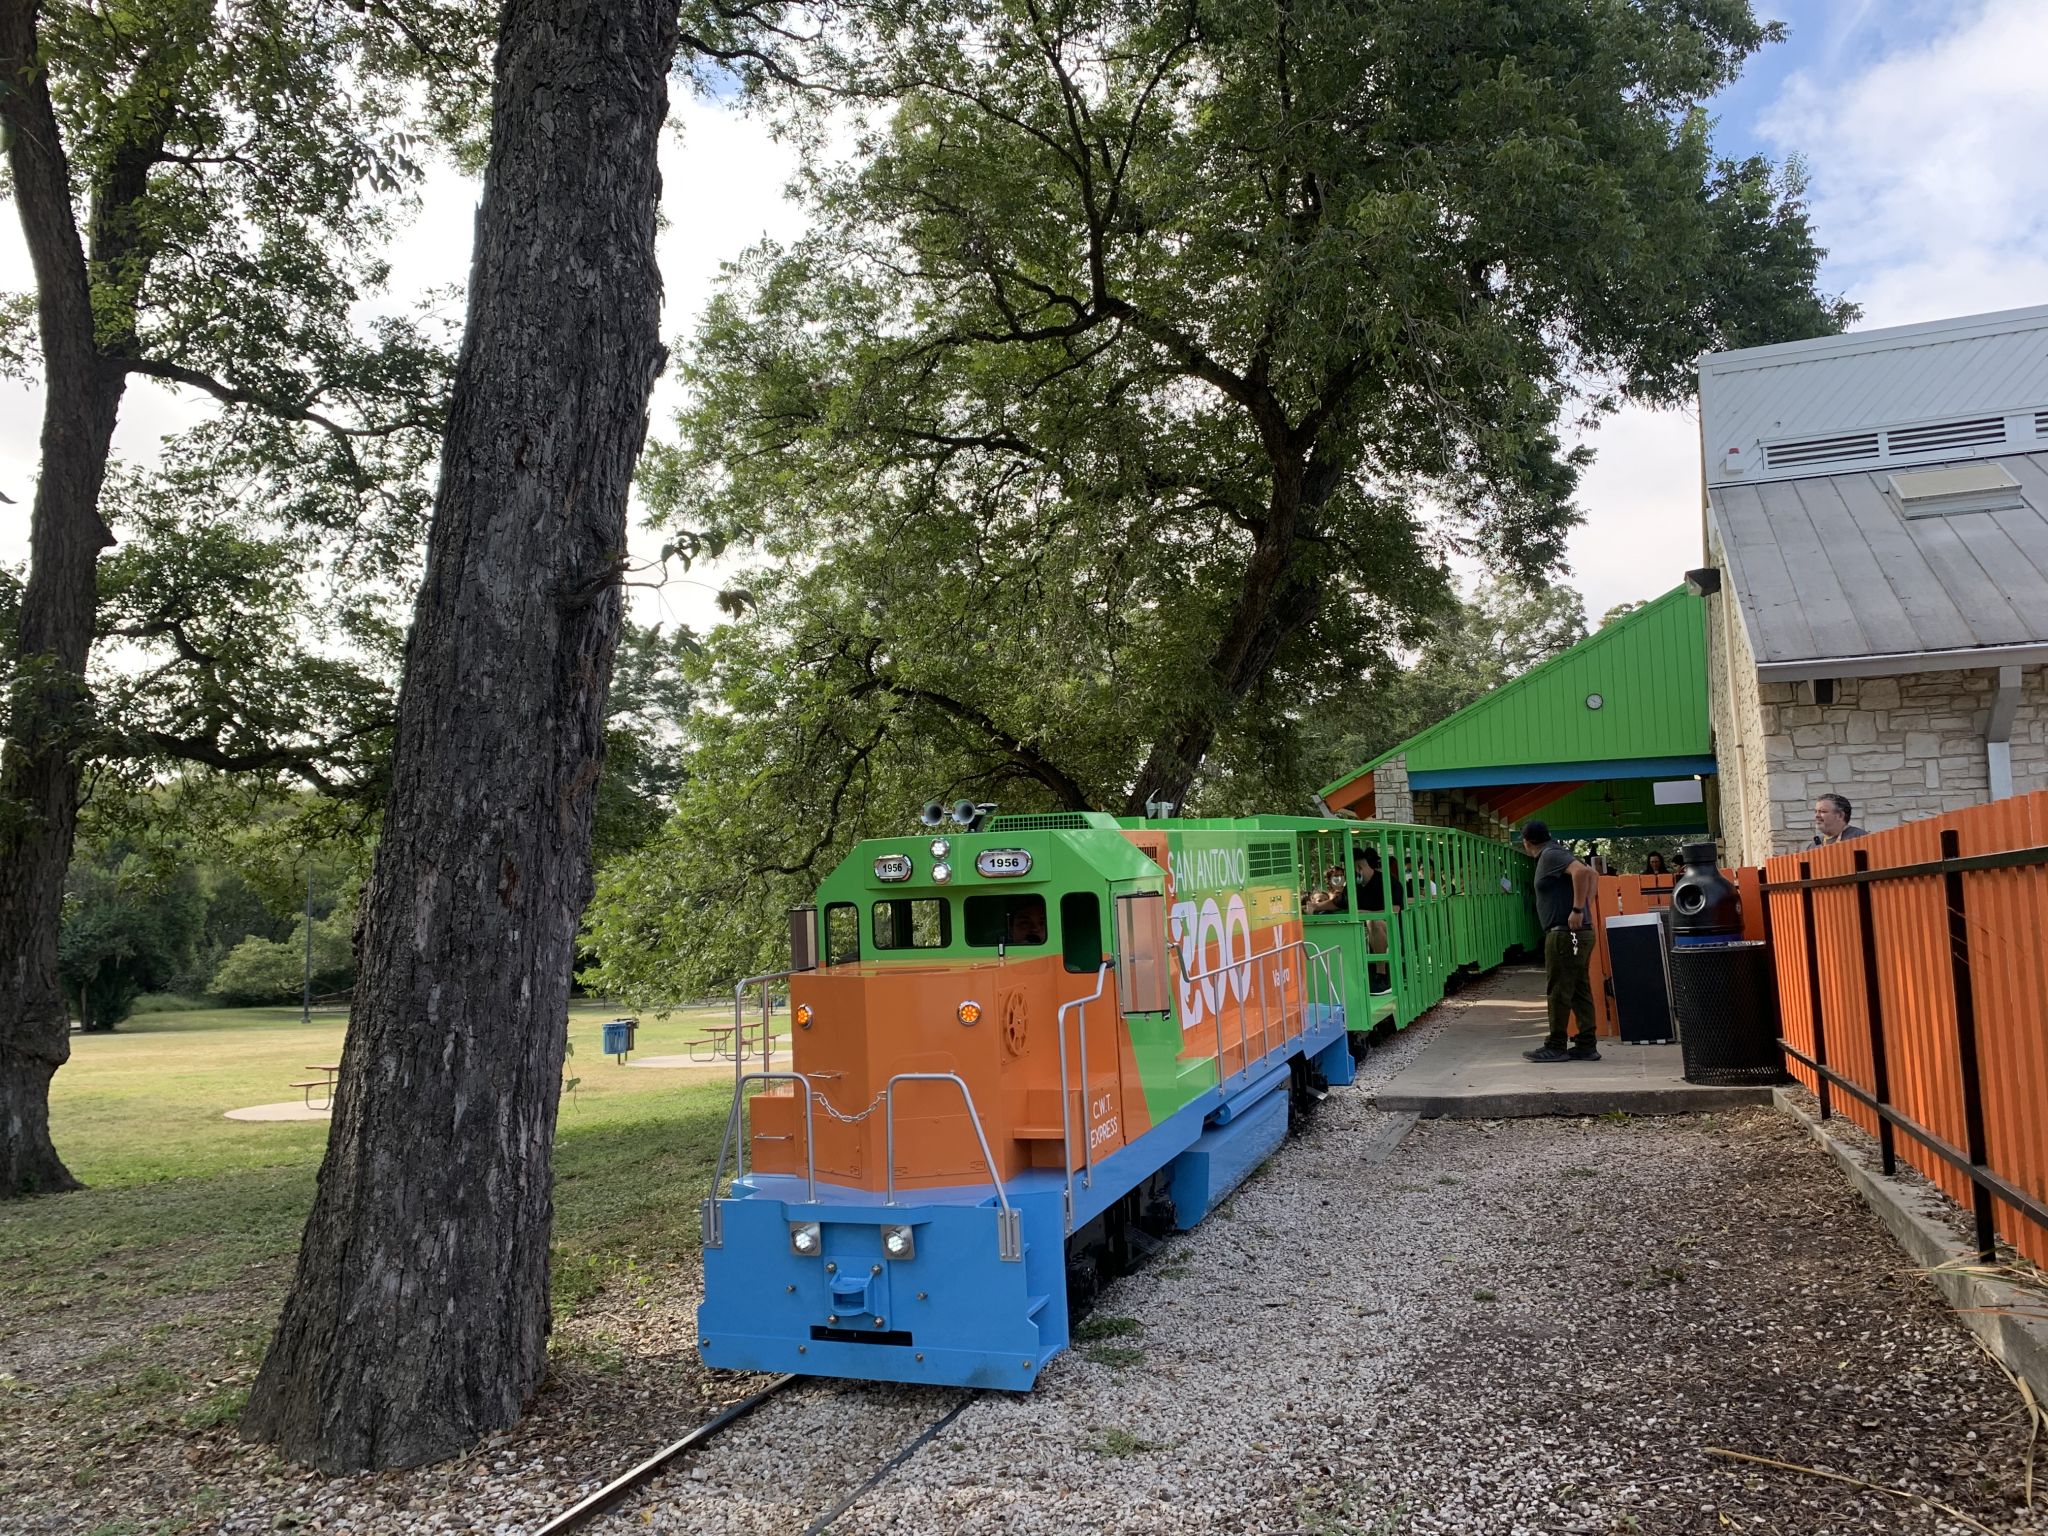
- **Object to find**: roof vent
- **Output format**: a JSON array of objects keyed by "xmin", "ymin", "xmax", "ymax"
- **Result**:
[
  {"xmin": 1886, "ymin": 415, "xmax": 2006, "ymax": 457},
  {"xmin": 1762, "ymin": 431, "xmax": 1880, "ymax": 471},
  {"xmin": 1757, "ymin": 413, "xmax": 2017, "ymax": 478},
  {"xmin": 984, "ymin": 812, "xmax": 1099, "ymax": 831},
  {"xmin": 1886, "ymin": 462, "xmax": 2023, "ymax": 519}
]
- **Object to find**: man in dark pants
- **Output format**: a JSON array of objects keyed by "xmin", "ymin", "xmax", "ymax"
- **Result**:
[{"xmin": 1520, "ymin": 820, "xmax": 1600, "ymax": 1063}]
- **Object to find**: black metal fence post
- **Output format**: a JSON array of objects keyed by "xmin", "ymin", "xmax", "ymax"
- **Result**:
[
  {"xmin": 1798, "ymin": 858, "xmax": 1831, "ymax": 1120},
  {"xmin": 1852, "ymin": 849, "xmax": 1897, "ymax": 1177},
  {"xmin": 1940, "ymin": 828, "xmax": 1997, "ymax": 1264}
]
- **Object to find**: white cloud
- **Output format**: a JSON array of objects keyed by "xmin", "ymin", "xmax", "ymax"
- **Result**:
[
  {"xmin": 1761, "ymin": 0, "xmax": 2048, "ymax": 324},
  {"xmin": 1562, "ymin": 0, "xmax": 2048, "ymax": 622},
  {"xmin": 1563, "ymin": 406, "xmax": 1706, "ymax": 618}
]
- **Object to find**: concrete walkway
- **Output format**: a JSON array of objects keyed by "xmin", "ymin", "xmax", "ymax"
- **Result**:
[
  {"xmin": 223, "ymin": 1100, "xmax": 330, "ymax": 1121},
  {"xmin": 1375, "ymin": 964, "xmax": 1775, "ymax": 1118}
]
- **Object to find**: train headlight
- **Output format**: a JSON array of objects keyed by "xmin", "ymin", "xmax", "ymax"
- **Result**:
[
  {"xmin": 931, "ymin": 861, "xmax": 953, "ymax": 884},
  {"xmin": 929, "ymin": 838, "xmax": 951, "ymax": 859},
  {"xmin": 957, "ymin": 1000, "xmax": 982, "ymax": 1026},
  {"xmin": 795, "ymin": 1003, "xmax": 814, "ymax": 1029},
  {"xmin": 788, "ymin": 1220, "xmax": 822, "ymax": 1256},
  {"xmin": 882, "ymin": 1224, "xmax": 916, "ymax": 1260}
]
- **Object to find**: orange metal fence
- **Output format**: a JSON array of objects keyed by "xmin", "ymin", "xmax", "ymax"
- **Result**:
[{"xmin": 1763, "ymin": 791, "xmax": 2048, "ymax": 1269}]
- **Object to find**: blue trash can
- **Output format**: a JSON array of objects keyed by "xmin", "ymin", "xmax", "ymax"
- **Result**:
[{"xmin": 602, "ymin": 1018, "xmax": 636, "ymax": 1061}]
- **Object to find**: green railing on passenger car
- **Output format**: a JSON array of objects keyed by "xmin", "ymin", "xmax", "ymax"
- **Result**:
[{"xmin": 1249, "ymin": 816, "xmax": 1539, "ymax": 1035}]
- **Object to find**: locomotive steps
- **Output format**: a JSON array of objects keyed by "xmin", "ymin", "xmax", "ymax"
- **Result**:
[{"xmin": 1372, "ymin": 965, "xmax": 1775, "ymax": 1121}]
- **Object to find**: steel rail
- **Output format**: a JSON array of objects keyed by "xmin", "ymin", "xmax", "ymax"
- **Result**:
[
  {"xmin": 532, "ymin": 1378, "xmax": 981, "ymax": 1535},
  {"xmin": 530, "ymin": 1375, "xmax": 797, "ymax": 1536},
  {"xmin": 799, "ymin": 1390, "xmax": 981, "ymax": 1534}
]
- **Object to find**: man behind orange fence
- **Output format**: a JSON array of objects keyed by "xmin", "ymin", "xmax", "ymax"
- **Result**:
[
  {"xmin": 1519, "ymin": 820, "xmax": 1599, "ymax": 1064},
  {"xmin": 1811, "ymin": 793, "xmax": 1866, "ymax": 847}
]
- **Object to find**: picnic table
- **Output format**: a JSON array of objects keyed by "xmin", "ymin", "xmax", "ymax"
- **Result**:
[
  {"xmin": 688, "ymin": 1026, "xmax": 788, "ymax": 1067},
  {"xmin": 288, "ymin": 1064, "xmax": 340, "ymax": 1111}
]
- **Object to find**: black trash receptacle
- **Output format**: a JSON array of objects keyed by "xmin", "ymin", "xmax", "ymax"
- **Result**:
[{"xmin": 1668, "ymin": 940, "xmax": 1786, "ymax": 1086}]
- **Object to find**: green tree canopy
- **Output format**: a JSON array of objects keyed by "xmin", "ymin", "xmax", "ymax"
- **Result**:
[
  {"xmin": 584, "ymin": 0, "xmax": 1851, "ymax": 1004},
  {"xmin": 57, "ymin": 842, "xmax": 201, "ymax": 1030},
  {"xmin": 652, "ymin": 0, "xmax": 1851, "ymax": 819},
  {"xmin": 0, "ymin": 0, "xmax": 492, "ymax": 1191}
]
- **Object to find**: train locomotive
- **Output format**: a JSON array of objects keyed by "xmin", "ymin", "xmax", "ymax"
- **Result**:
[{"xmin": 695, "ymin": 808, "xmax": 1536, "ymax": 1390}]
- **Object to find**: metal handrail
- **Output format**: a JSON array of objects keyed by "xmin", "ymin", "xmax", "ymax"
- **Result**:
[
  {"xmin": 703, "ymin": 1070, "xmax": 819, "ymax": 1247},
  {"xmin": 882, "ymin": 1071, "xmax": 1024, "ymax": 1261},
  {"xmin": 1179, "ymin": 935, "xmax": 1343, "ymax": 1088},
  {"xmin": 880, "ymin": 1073, "xmax": 1012, "ymax": 1214},
  {"xmin": 1056, "ymin": 963, "xmax": 1112, "ymax": 1211},
  {"xmin": 730, "ymin": 969, "xmax": 798, "ymax": 1089}
]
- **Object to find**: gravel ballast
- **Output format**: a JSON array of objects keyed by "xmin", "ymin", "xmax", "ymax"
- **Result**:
[
  {"xmin": 616, "ymin": 973, "xmax": 2043, "ymax": 1535},
  {"xmin": 6, "ymin": 970, "xmax": 2039, "ymax": 1533}
]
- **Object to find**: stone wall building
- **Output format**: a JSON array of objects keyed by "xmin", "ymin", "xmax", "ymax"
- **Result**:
[{"xmin": 1698, "ymin": 306, "xmax": 2048, "ymax": 864}]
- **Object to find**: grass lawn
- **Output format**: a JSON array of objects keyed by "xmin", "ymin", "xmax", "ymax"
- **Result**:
[
  {"xmin": 0, "ymin": 1000, "xmax": 750, "ymax": 1321},
  {"xmin": 0, "ymin": 1000, "xmax": 773, "ymax": 1531}
]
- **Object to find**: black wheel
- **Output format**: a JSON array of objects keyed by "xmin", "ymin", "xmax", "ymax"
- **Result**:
[{"xmin": 1287, "ymin": 1057, "xmax": 1328, "ymax": 1134}]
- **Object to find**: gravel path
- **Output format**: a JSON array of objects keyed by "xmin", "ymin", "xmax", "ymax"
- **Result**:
[{"xmin": 615, "ymin": 973, "xmax": 2042, "ymax": 1535}]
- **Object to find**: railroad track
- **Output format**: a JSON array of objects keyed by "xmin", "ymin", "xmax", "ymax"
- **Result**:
[{"xmin": 530, "ymin": 1377, "xmax": 980, "ymax": 1536}]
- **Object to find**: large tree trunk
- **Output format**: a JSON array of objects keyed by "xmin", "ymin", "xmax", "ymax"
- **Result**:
[
  {"xmin": 241, "ymin": 0, "xmax": 676, "ymax": 1472},
  {"xmin": 1123, "ymin": 452, "xmax": 1334, "ymax": 815},
  {"xmin": 0, "ymin": 0, "xmax": 125, "ymax": 1197}
]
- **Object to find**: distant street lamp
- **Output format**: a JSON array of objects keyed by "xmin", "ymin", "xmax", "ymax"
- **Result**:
[{"xmin": 301, "ymin": 864, "xmax": 314, "ymax": 1026}]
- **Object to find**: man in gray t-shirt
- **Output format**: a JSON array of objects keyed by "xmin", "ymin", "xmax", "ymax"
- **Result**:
[
  {"xmin": 1520, "ymin": 820, "xmax": 1599, "ymax": 1063},
  {"xmin": 1811, "ymin": 793, "xmax": 1866, "ymax": 847}
]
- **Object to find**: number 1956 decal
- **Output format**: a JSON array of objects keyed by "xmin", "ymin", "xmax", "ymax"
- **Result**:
[{"xmin": 975, "ymin": 848, "xmax": 1033, "ymax": 877}]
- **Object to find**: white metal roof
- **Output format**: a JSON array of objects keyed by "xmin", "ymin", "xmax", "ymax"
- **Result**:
[
  {"xmin": 1706, "ymin": 448, "xmax": 2048, "ymax": 677},
  {"xmin": 1699, "ymin": 305, "xmax": 2048, "ymax": 488}
]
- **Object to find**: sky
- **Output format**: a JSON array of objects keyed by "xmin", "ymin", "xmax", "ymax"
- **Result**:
[{"xmin": 5, "ymin": 0, "xmax": 2048, "ymax": 634}]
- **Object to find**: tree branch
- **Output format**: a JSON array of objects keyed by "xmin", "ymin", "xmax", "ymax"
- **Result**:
[{"xmin": 845, "ymin": 641, "xmax": 1095, "ymax": 809}]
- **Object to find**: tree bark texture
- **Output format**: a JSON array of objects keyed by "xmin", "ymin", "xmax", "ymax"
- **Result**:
[
  {"xmin": 0, "ymin": 0, "xmax": 125, "ymax": 1196},
  {"xmin": 241, "ymin": 0, "xmax": 676, "ymax": 1471}
]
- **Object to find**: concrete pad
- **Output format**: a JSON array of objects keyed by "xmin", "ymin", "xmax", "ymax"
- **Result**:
[
  {"xmin": 1776, "ymin": 1086, "xmax": 2048, "ymax": 1406},
  {"xmin": 224, "ymin": 1100, "xmax": 329, "ymax": 1121},
  {"xmin": 624, "ymin": 1054, "xmax": 745, "ymax": 1071},
  {"xmin": 1374, "ymin": 966, "xmax": 1774, "ymax": 1119}
]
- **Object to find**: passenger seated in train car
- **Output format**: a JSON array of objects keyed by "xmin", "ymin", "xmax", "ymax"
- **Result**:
[
  {"xmin": 1303, "ymin": 864, "xmax": 1346, "ymax": 915},
  {"xmin": 1302, "ymin": 868, "xmax": 1351, "ymax": 913}
]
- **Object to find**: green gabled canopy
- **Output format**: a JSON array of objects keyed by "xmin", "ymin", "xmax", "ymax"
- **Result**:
[{"xmin": 1322, "ymin": 586, "xmax": 1712, "ymax": 835}]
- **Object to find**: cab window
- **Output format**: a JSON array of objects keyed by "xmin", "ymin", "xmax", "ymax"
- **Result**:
[
  {"xmin": 825, "ymin": 903, "xmax": 861, "ymax": 966},
  {"xmin": 964, "ymin": 893, "xmax": 1047, "ymax": 948},
  {"xmin": 872, "ymin": 897, "xmax": 950, "ymax": 950},
  {"xmin": 1061, "ymin": 893, "xmax": 1103, "ymax": 974}
]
